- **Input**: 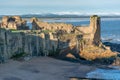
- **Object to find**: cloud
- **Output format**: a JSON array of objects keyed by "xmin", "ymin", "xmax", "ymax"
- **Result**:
[
  {"xmin": 0, "ymin": 0, "xmax": 120, "ymax": 14},
  {"xmin": 0, "ymin": 0, "xmax": 119, "ymax": 7}
]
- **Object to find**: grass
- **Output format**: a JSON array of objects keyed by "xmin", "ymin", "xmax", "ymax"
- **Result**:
[
  {"xmin": 0, "ymin": 28, "xmax": 6, "ymax": 30},
  {"xmin": 80, "ymin": 45, "xmax": 117, "ymax": 60},
  {"xmin": 10, "ymin": 29, "xmax": 25, "ymax": 33},
  {"xmin": 10, "ymin": 52, "xmax": 27, "ymax": 59},
  {"xmin": 41, "ymin": 30, "xmax": 53, "ymax": 34}
]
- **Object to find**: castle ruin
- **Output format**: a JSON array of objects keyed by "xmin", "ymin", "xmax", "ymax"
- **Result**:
[
  {"xmin": 30, "ymin": 15, "xmax": 101, "ymax": 45},
  {"xmin": 0, "ymin": 16, "xmax": 29, "ymax": 30},
  {"xmin": 0, "ymin": 15, "xmax": 115, "ymax": 61}
]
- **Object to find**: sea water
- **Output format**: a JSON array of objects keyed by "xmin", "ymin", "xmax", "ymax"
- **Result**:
[{"xmin": 86, "ymin": 67, "xmax": 120, "ymax": 80}]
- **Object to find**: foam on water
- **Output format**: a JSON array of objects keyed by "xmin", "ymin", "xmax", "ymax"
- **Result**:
[
  {"xmin": 101, "ymin": 34, "xmax": 120, "ymax": 44},
  {"xmin": 86, "ymin": 68, "xmax": 120, "ymax": 80},
  {"xmin": 42, "ymin": 18, "xmax": 89, "ymax": 23}
]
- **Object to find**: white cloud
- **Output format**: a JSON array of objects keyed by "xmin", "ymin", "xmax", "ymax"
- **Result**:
[{"xmin": 0, "ymin": 0, "xmax": 120, "ymax": 15}]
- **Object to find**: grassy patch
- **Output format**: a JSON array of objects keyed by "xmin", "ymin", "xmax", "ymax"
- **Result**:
[
  {"xmin": 10, "ymin": 29, "xmax": 24, "ymax": 33},
  {"xmin": 11, "ymin": 52, "xmax": 27, "ymax": 59},
  {"xmin": 41, "ymin": 30, "xmax": 53, "ymax": 34},
  {"xmin": 10, "ymin": 29, "xmax": 17, "ymax": 31},
  {"xmin": 0, "ymin": 28, "xmax": 6, "ymax": 30}
]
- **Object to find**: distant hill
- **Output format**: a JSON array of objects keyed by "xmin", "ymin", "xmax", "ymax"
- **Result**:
[
  {"xmin": 1, "ymin": 13, "xmax": 120, "ymax": 18},
  {"xmin": 18, "ymin": 14, "xmax": 90, "ymax": 18}
]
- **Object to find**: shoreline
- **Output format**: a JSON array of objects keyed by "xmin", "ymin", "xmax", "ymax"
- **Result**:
[{"xmin": 0, "ymin": 57, "xmax": 96, "ymax": 80}]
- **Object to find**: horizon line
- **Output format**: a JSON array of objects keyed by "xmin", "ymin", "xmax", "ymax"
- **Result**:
[{"xmin": 1, "ymin": 12, "xmax": 120, "ymax": 16}]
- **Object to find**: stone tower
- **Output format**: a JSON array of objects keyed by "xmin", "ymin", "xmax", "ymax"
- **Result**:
[{"xmin": 89, "ymin": 15, "xmax": 101, "ymax": 45}]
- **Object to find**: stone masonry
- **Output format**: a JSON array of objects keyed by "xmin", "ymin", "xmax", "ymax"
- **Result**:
[{"xmin": 0, "ymin": 16, "xmax": 29, "ymax": 30}]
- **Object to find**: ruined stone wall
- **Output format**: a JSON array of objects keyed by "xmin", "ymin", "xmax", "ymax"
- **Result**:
[
  {"xmin": 31, "ymin": 15, "xmax": 101, "ymax": 45},
  {"xmin": 0, "ymin": 29, "xmax": 80, "ymax": 60},
  {"xmin": 0, "ymin": 16, "xmax": 29, "ymax": 30},
  {"xmin": 0, "ymin": 15, "xmax": 102, "ymax": 61},
  {"xmin": 31, "ymin": 17, "xmax": 73, "ymax": 33},
  {"xmin": 74, "ymin": 15, "xmax": 101, "ymax": 45}
]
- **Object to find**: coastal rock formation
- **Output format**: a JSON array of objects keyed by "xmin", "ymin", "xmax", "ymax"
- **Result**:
[{"xmin": 0, "ymin": 16, "xmax": 29, "ymax": 30}]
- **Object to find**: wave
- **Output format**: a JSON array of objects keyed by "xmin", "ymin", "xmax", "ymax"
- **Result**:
[
  {"xmin": 87, "ymin": 68, "xmax": 120, "ymax": 80},
  {"xmin": 102, "ymin": 36, "xmax": 120, "ymax": 44},
  {"xmin": 21, "ymin": 12, "xmax": 120, "ymax": 16},
  {"xmin": 43, "ymin": 19, "xmax": 89, "ymax": 23},
  {"xmin": 101, "ymin": 18, "xmax": 120, "ymax": 21}
]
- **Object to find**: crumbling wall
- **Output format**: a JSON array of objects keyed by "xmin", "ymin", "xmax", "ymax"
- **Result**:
[
  {"xmin": 31, "ymin": 15, "xmax": 101, "ymax": 46},
  {"xmin": 0, "ymin": 16, "xmax": 29, "ymax": 30},
  {"xmin": 74, "ymin": 15, "xmax": 101, "ymax": 45},
  {"xmin": 31, "ymin": 17, "xmax": 73, "ymax": 33},
  {"xmin": 0, "ymin": 28, "xmax": 82, "ymax": 60}
]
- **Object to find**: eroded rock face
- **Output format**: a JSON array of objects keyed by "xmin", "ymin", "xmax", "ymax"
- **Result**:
[{"xmin": 0, "ymin": 16, "xmax": 29, "ymax": 30}]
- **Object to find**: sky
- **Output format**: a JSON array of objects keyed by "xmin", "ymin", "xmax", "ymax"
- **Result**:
[{"xmin": 0, "ymin": 0, "xmax": 120, "ymax": 15}]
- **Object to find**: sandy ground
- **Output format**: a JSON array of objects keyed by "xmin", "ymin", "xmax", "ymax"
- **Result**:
[{"xmin": 0, "ymin": 57, "xmax": 96, "ymax": 80}]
